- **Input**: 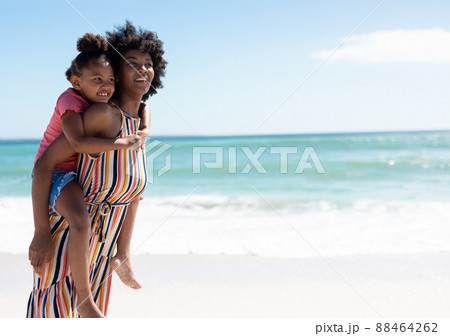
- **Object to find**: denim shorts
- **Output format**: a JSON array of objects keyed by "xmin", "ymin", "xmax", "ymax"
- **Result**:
[{"xmin": 49, "ymin": 170, "xmax": 77, "ymax": 210}]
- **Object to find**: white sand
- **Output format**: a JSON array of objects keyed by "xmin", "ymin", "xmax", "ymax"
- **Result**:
[{"xmin": 2, "ymin": 252, "xmax": 450, "ymax": 317}]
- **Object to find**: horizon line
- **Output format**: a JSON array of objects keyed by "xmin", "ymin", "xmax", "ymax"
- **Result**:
[{"xmin": 1, "ymin": 128, "xmax": 449, "ymax": 142}]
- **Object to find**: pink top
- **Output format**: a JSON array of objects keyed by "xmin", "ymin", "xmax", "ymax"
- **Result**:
[{"xmin": 34, "ymin": 88, "xmax": 90, "ymax": 171}]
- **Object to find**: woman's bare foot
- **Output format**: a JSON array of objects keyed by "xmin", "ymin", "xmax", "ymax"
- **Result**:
[
  {"xmin": 77, "ymin": 295, "xmax": 105, "ymax": 318},
  {"xmin": 111, "ymin": 254, "xmax": 142, "ymax": 289}
]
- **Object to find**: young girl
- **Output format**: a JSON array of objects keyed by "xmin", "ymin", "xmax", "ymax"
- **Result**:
[
  {"xmin": 27, "ymin": 22, "xmax": 167, "ymax": 317},
  {"xmin": 29, "ymin": 33, "xmax": 149, "ymax": 318}
]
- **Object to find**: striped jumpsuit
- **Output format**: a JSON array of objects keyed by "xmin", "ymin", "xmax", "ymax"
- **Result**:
[{"xmin": 27, "ymin": 112, "xmax": 147, "ymax": 317}]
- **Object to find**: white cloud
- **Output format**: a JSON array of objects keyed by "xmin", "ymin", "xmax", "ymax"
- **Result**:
[{"xmin": 311, "ymin": 28, "xmax": 450, "ymax": 64}]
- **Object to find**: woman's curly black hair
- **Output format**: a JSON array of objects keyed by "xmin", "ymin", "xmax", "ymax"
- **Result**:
[
  {"xmin": 106, "ymin": 21, "xmax": 167, "ymax": 101},
  {"xmin": 65, "ymin": 33, "xmax": 111, "ymax": 81}
]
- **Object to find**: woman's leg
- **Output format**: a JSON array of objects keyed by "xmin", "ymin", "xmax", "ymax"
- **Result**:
[
  {"xmin": 111, "ymin": 197, "xmax": 141, "ymax": 289},
  {"xmin": 54, "ymin": 181, "xmax": 104, "ymax": 318}
]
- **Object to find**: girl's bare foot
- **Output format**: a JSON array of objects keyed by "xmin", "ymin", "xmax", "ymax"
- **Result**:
[
  {"xmin": 111, "ymin": 254, "xmax": 142, "ymax": 289},
  {"xmin": 77, "ymin": 295, "xmax": 105, "ymax": 318}
]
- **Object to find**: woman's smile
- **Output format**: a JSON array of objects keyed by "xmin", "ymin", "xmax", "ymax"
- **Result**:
[{"xmin": 119, "ymin": 49, "xmax": 155, "ymax": 96}]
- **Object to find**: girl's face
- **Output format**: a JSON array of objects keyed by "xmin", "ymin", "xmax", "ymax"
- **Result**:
[
  {"xmin": 118, "ymin": 49, "xmax": 154, "ymax": 97},
  {"xmin": 71, "ymin": 59, "xmax": 115, "ymax": 104}
]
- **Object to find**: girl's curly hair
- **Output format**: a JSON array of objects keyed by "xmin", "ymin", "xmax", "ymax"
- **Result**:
[
  {"xmin": 65, "ymin": 33, "xmax": 111, "ymax": 81},
  {"xmin": 106, "ymin": 21, "xmax": 167, "ymax": 101}
]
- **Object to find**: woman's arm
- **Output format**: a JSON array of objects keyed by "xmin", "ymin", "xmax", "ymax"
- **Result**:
[
  {"xmin": 116, "ymin": 197, "xmax": 140, "ymax": 256},
  {"xmin": 32, "ymin": 135, "xmax": 75, "ymax": 227},
  {"xmin": 29, "ymin": 134, "xmax": 76, "ymax": 274},
  {"xmin": 138, "ymin": 103, "xmax": 151, "ymax": 134},
  {"xmin": 61, "ymin": 104, "xmax": 141, "ymax": 153},
  {"xmin": 136, "ymin": 103, "xmax": 151, "ymax": 149}
]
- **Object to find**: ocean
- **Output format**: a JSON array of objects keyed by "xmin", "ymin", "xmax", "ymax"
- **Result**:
[{"xmin": 1, "ymin": 130, "xmax": 449, "ymax": 258}]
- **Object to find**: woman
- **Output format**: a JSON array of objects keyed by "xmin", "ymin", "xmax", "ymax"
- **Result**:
[{"xmin": 26, "ymin": 22, "xmax": 167, "ymax": 317}]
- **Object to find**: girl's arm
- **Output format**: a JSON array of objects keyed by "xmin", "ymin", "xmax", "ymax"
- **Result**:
[
  {"xmin": 29, "ymin": 134, "xmax": 76, "ymax": 274},
  {"xmin": 29, "ymin": 102, "xmax": 126, "ymax": 274},
  {"xmin": 61, "ymin": 104, "xmax": 141, "ymax": 154},
  {"xmin": 32, "ymin": 103, "xmax": 124, "ymax": 229}
]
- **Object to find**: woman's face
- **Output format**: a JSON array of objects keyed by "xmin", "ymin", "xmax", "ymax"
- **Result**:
[{"xmin": 118, "ymin": 49, "xmax": 154, "ymax": 97}]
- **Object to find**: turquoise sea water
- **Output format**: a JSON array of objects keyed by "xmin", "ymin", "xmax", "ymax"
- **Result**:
[
  {"xmin": 1, "ymin": 130, "xmax": 449, "ymax": 257},
  {"xmin": 1, "ymin": 130, "xmax": 449, "ymax": 205}
]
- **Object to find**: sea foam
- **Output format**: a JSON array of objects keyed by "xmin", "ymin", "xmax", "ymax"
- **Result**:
[{"xmin": 2, "ymin": 196, "xmax": 449, "ymax": 258}]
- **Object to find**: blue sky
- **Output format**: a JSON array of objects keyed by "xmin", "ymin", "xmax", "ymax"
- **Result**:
[{"xmin": 1, "ymin": 0, "xmax": 449, "ymax": 139}]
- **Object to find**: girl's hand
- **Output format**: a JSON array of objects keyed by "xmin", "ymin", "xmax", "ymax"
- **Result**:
[
  {"xmin": 28, "ymin": 230, "xmax": 53, "ymax": 275},
  {"xmin": 122, "ymin": 134, "xmax": 143, "ymax": 151},
  {"xmin": 135, "ymin": 130, "xmax": 148, "ymax": 150}
]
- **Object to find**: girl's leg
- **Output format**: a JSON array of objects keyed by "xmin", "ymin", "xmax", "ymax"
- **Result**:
[
  {"xmin": 54, "ymin": 181, "xmax": 104, "ymax": 318},
  {"xmin": 111, "ymin": 197, "xmax": 141, "ymax": 289}
]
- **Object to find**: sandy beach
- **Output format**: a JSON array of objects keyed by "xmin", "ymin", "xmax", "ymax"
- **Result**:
[{"xmin": 2, "ymin": 252, "xmax": 450, "ymax": 318}]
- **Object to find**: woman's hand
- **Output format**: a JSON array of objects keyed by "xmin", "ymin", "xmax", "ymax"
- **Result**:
[{"xmin": 28, "ymin": 230, "xmax": 54, "ymax": 275}]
